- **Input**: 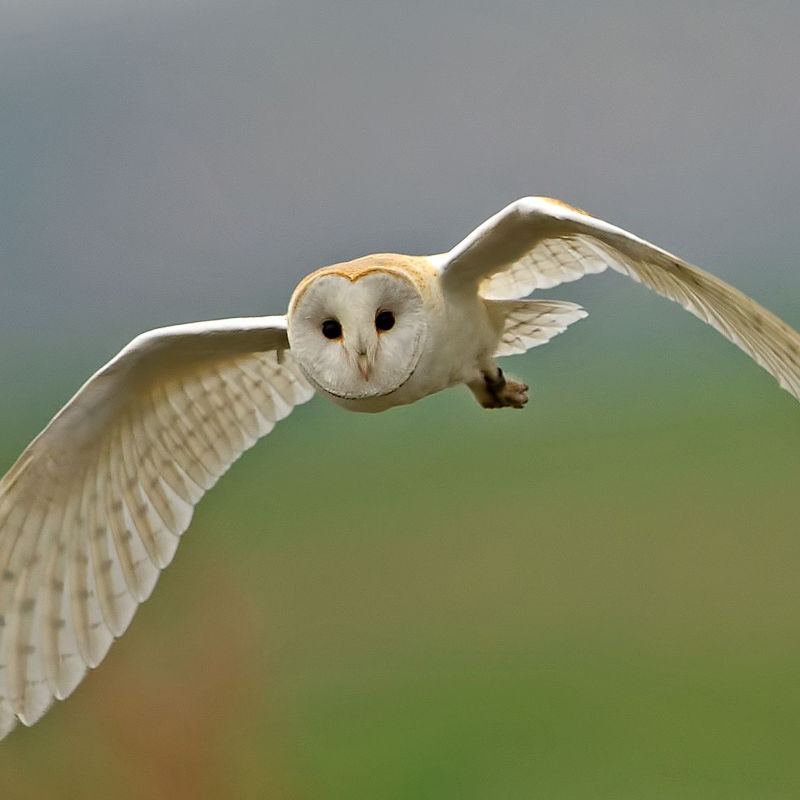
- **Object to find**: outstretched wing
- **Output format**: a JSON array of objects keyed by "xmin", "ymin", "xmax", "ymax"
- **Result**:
[
  {"xmin": 0, "ymin": 316, "xmax": 314, "ymax": 738},
  {"xmin": 438, "ymin": 197, "xmax": 800, "ymax": 401}
]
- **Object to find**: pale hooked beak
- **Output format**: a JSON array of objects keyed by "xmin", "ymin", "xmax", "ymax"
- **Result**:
[{"xmin": 357, "ymin": 352, "xmax": 371, "ymax": 381}]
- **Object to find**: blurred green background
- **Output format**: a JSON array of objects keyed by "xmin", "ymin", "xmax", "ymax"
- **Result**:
[{"xmin": 2, "ymin": 2, "xmax": 800, "ymax": 798}]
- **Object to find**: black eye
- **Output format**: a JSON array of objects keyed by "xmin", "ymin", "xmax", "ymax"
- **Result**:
[
  {"xmin": 375, "ymin": 310, "xmax": 395, "ymax": 332},
  {"xmin": 321, "ymin": 319, "xmax": 342, "ymax": 340}
]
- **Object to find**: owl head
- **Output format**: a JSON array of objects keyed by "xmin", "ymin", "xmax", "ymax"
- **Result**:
[{"xmin": 287, "ymin": 258, "xmax": 430, "ymax": 403}]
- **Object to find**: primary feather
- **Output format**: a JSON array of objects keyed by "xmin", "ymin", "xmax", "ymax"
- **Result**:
[{"xmin": 0, "ymin": 317, "xmax": 313, "ymax": 738}]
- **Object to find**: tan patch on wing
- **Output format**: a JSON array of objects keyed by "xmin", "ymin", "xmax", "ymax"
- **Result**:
[
  {"xmin": 539, "ymin": 197, "xmax": 596, "ymax": 218},
  {"xmin": 289, "ymin": 253, "xmax": 437, "ymax": 312}
]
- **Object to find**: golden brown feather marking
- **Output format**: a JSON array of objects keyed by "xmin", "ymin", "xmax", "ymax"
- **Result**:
[
  {"xmin": 289, "ymin": 254, "xmax": 436, "ymax": 313},
  {"xmin": 540, "ymin": 197, "xmax": 595, "ymax": 218}
]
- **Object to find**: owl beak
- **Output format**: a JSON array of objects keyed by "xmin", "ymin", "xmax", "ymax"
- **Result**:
[{"xmin": 357, "ymin": 352, "xmax": 371, "ymax": 381}]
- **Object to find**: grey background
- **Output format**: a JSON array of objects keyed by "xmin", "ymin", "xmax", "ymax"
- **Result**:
[{"xmin": 2, "ymin": 0, "xmax": 799, "ymax": 433}]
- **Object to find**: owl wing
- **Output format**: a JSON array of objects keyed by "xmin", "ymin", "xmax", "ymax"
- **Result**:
[
  {"xmin": 0, "ymin": 316, "xmax": 314, "ymax": 738},
  {"xmin": 438, "ymin": 197, "xmax": 800, "ymax": 401}
]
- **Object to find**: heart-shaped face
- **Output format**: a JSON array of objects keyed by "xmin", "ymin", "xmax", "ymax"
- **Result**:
[{"xmin": 287, "ymin": 266, "xmax": 428, "ymax": 402}]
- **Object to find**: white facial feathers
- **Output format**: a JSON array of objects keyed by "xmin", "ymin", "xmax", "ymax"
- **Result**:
[{"xmin": 287, "ymin": 269, "xmax": 429, "ymax": 401}]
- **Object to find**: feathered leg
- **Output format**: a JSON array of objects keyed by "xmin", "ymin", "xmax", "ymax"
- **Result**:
[{"xmin": 468, "ymin": 366, "xmax": 528, "ymax": 409}]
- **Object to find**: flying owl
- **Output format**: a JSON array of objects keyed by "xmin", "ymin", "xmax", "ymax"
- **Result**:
[{"xmin": 1, "ymin": 197, "xmax": 798, "ymax": 739}]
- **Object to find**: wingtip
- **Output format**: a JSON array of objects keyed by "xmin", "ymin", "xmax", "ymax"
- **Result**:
[{"xmin": 0, "ymin": 700, "xmax": 18, "ymax": 741}]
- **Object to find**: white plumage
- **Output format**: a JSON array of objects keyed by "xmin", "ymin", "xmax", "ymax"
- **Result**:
[{"xmin": 1, "ymin": 197, "xmax": 798, "ymax": 738}]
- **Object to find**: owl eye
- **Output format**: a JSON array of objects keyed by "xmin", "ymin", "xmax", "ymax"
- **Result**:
[
  {"xmin": 375, "ymin": 310, "xmax": 395, "ymax": 332},
  {"xmin": 321, "ymin": 319, "xmax": 342, "ymax": 340}
]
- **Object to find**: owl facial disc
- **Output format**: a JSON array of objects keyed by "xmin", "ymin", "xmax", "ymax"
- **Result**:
[{"xmin": 287, "ymin": 269, "xmax": 428, "ymax": 401}]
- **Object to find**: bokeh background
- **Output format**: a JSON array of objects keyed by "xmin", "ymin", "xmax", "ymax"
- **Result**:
[{"xmin": 2, "ymin": 1, "xmax": 800, "ymax": 797}]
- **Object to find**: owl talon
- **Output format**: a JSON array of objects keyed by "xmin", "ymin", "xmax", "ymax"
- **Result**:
[
  {"xmin": 493, "ymin": 379, "xmax": 529, "ymax": 409},
  {"xmin": 471, "ymin": 368, "xmax": 529, "ymax": 409}
]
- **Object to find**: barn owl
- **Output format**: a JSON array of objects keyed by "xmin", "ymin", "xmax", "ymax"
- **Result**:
[{"xmin": 1, "ymin": 196, "xmax": 798, "ymax": 739}]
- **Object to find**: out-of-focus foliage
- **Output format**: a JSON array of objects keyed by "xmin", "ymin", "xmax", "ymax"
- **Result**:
[{"xmin": 1, "ymin": 346, "xmax": 798, "ymax": 798}]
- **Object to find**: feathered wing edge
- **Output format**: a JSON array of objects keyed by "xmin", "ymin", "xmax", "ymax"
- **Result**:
[
  {"xmin": 0, "ymin": 316, "xmax": 315, "ymax": 738},
  {"xmin": 489, "ymin": 299, "xmax": 588, "ymax": 357},
  {"xmin": 440, "ymin": 197, "xmax": 800, "ymax": 401}
]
